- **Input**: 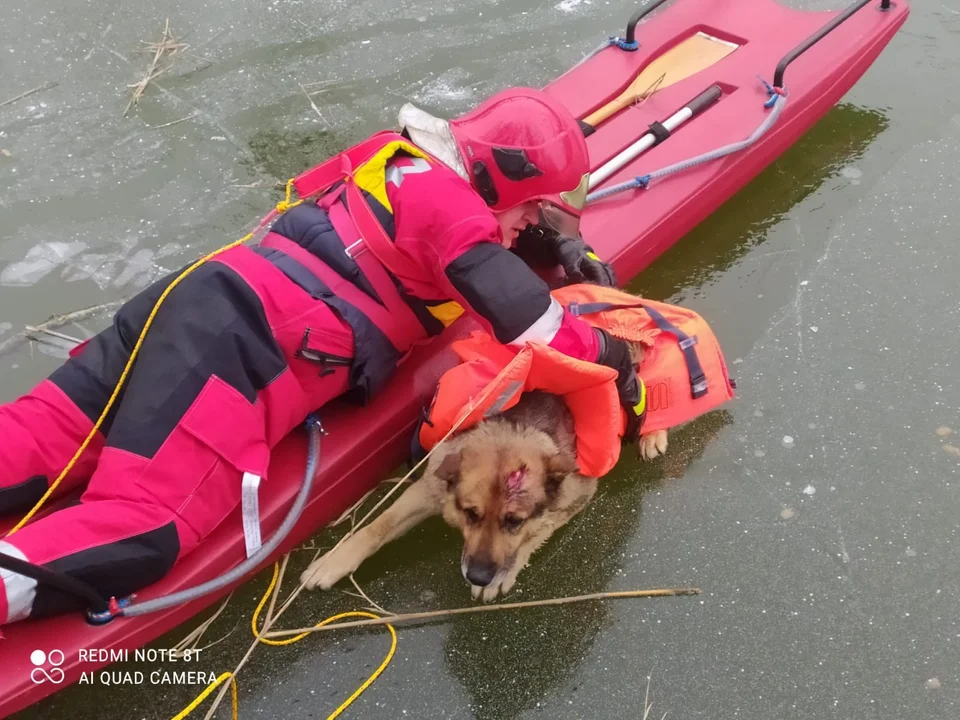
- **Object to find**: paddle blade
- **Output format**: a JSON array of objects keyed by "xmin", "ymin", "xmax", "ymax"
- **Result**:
[{"xmin": 582, "ymin": 32, "xmax": 739, "ymax": 129}]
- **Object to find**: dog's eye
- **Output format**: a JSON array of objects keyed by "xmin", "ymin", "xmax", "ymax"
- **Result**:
[
  {"xmin": 502, "ymin": 514, "xmax": 524, "ymax": 532},
  {"xmin": 463, "ymin": 508, "xmax": 481, "ymax": 525}
]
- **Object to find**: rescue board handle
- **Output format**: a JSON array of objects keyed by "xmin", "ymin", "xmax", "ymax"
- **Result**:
[
  {"xmin": 774, "ymin": 0, "xmax": 893, "ymax": 88},
  {"xmin": 624, "ymin": 0, "xmax": 676, "ymax": 45}
]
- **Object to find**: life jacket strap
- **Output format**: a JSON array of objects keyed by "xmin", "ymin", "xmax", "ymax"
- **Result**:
[
  {"xmin": 288, "ymin": 134, "xmax": 433, "ymax": 352},
  {"xmin": 332, "ymin": 183, "xmax": 425, "ymax": 349},
  {"xmin": 283, "ymin": 130, "xmax": 435, "ymax": 348},
  {"xmin": 639, "ymin": 304, "xmax": 708, "ymax": 399},
  {"xmin": 290, "ymin": 130, "xmax": 433, "ymax": 284},
  {"xmin": 566, "ymin": 300, "xmax": 708, "ymax": 400},
  {"xmin": 566, "ymin": 300, "xmax": 645, "ymax": 316},
  {"xmin": 258, "ymin": 232, "xmax": 421, "ymax": 354},
  {"xmin": 340, "ymin": 175, "xmax": 423, "ymax": 280}
]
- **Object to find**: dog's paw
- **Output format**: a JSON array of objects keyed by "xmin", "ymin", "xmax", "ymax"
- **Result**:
[
  {"xmin": 481, "ymin": 584, "xmax": 502, "ymax": 603},
  {"xmin": 470, "ymin": 582, "xmax": 506, "ymax": 603},
  {"xmin": 470, "ymin": 572, "xmax": 521, "ymax": 602},
  {"xmin": 300, "ymin": 548, "xmax": 359, "ymax": 591},
  {"xmin": 499, "ymin": 573, "xmax": 518, "ymax": 596},
  {"xmin": 473, "ymin": 584, "xmax": 501, "ymax": 603},
  {"xmin": 639, "ymin": 430, "xmax": 668, "ymax": 461}
]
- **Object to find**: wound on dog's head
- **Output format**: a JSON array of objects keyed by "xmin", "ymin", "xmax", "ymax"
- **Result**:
[{"xmin": 505, "ymin": 467, "xmax": 526, "ymax": 492}]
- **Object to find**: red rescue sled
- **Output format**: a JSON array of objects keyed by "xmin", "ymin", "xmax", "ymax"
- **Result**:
[{"xmin": 0, "ymin": 0, "xmax": 909, "ymax": 714}]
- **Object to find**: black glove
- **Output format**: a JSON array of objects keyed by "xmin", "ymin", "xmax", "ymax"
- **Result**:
[
  {"xmin": 546, "ymin": 233, "xmax": 618, "ymax": 288},
  {"xmin": 594, "ymin": 328, "xmax": 646, "ymax": 445}
]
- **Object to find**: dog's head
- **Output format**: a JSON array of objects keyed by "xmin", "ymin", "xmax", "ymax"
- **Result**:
[{"xmin": 434, "ymin": 422, "xmax": 578, "ymax": 589}]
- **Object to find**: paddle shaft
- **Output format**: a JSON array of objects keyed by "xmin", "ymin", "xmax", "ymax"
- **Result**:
[{"xmin": 588, "ymin": 85, "xmax": 722, "ymax": 189}]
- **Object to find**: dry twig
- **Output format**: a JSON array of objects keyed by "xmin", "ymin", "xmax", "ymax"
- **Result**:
[
  {"xmin": 24, "ymin": 325, "xmax": 83, "ymax": 345},
  {"xmin": 147, "ymin": 112, "xmax": 197, "ymax": 130},
  {"xmin": 0, "ymin": 299, "xmax": 126, "ymax": 358},
  {"xmin": 264, "ymin": 554, "xmax": 290, "ymax": 627},
  {"xmin": 0, "ymin": 81, "xmax": 57, "ymax": 109},
  {"xmin": 298, "ymin": 81, "xmax": 328, "ymax": 126},
  {"xmin": 124, "ymin": 19, "xmax": 189, "ymax": 116},
  {"xmin": 641, "ymin": 673, "xmax": 669, "ymax": 720},
  {"xmin": 330, "ymin": 477, "xmax": 410, "ymax": 528},
  {"xmin": 345, "ymin": 574, "xmax": 394, "ymax": 616},
  {"xmin": 172, "ymin": 592, "xmax": 236, "ymax": 658}
]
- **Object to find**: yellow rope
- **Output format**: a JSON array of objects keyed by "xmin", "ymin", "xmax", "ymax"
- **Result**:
[
  {"xmin": 249, "ymin": 560, "xmax": 305, "ymax": 646},
  {"xmin": 170, "ymin": 672, "xmax": 238, "ymax": 720},
  {"xmin": 173, "ymin": 561, "xmax": 397, "ymax": 719},
  {"xmin": 4, "ymin": 180, "xmax": 303, "ymax": 537},
  {"xmin": 274, "ymin": 178, "xmax": 301, "ymax": 214},
  {"xmin": 316, "ymin": 612, "xmax": 397, "ymax": 720}
]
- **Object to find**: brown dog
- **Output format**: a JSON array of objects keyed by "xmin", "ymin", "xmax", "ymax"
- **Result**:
[{"xmin": 300, "ymin": 337, "xmax": 668, "ymax": 602}]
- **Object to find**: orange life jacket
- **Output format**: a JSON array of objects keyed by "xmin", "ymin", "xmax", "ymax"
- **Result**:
[{"xmin": 416, "ymin": 284, "xmax": 736, "ymax": 477}]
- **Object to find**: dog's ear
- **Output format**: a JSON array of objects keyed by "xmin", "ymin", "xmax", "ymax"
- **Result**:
[
  {"xmin": 435, "ymin": 450, "xmax": 463, "ymax": 489},
  {"xmin": 543, "ymin": 452, "xmax": 577, "ymax": 502}
]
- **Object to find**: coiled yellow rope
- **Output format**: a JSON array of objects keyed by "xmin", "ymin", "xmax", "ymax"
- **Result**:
[{"xmin": 171, "ymin": 560, "xmax": 397, "ymax": 720}]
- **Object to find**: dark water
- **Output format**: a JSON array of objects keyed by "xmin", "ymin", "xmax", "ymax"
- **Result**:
[{"xmin": 2, "ymin": 0, "xmax": 958, "ymax": 718}]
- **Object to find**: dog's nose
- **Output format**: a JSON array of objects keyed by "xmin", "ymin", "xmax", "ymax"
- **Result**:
[{"xmin": 464, "ymin": 560, "xmax": 497, "ymax": 587}]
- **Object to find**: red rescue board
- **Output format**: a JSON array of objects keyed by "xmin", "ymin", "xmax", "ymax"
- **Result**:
[{"xmin": 0, "ymin": 0, "xmax": 909, "ymax": 714}]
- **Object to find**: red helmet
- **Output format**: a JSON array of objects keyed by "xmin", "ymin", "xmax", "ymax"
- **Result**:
[{"xmin": 448, "ymin": 87, "xmax": 590, "ymax": 237}]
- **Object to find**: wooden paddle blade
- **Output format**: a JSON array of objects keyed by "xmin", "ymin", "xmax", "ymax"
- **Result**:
[{"xmin": 582, "ymin": 32, "xmax": 738, "ymax": 129}]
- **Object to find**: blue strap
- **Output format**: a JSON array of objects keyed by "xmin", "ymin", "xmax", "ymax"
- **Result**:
[
  {"xmin": 567, "ymin": 300, "xmax": 708, "ymax": 399},
  {"xmin": 640, "ymin": 304, "xmax": 708, "ymax": 399},
  {"xmin": 568, "ymin": 300, "xmax": 645, "ymax": 316},
  {"xmin": 609, "ymin": 36, "xmax": 639, "ymax": 51},
  {"xmin": 758, "ymin": 75, "xmax": 788, "ymax": 109}
]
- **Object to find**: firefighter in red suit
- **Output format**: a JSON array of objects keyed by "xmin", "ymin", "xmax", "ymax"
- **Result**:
[{"xmin": 0, "ymin": 88, "xmax": 644, "ymax": 625}]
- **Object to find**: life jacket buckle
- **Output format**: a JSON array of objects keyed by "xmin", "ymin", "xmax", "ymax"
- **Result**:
[
  {"xmin": 344, "ymin": 237, "xmax": 368, "ymax": 260},
  {"xmin": 691, "ymin": 374, "xmax": 709, "ymax": 398}
]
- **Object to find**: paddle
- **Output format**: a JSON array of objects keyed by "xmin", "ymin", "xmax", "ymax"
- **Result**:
[
  {"xmin": 579, "ymin": 32, "xmax": 739, "ymax": 134},
  {"xmin": 587, "ymin": 84, "xmax": 723, "ymax": 191}
]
